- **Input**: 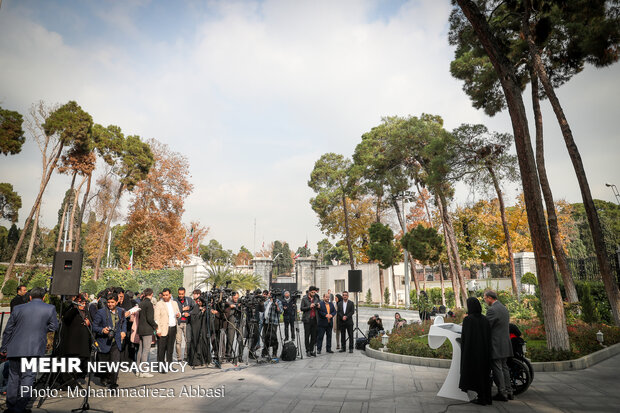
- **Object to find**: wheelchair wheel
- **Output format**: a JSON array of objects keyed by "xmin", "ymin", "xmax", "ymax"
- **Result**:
[{"xmin": 509, "ymin": 357, "xmax": 532, "ymax": 395}]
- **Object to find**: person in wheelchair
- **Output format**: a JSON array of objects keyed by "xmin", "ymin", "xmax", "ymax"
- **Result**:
[{"xmin": 367, "ymin": 315, "xmax": 383, "ymax": 339}]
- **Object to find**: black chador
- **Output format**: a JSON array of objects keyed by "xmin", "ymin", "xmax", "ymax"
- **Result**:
[{"xmin": 459, "ymin": 297, "xmax": 493, "ymax": 405}]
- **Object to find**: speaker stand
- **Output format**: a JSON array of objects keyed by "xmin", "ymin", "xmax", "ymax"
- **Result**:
[{"xmin": 353, "ymin": 292, "xmax": 366, "ymax": 341}]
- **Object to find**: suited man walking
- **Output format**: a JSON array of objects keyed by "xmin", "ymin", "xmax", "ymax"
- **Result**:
[
  {"xmin": 154, "ymin": 288, "xmax": 181, "ymax": 367},
  {"xmin": 92, "ymin": 293, "xmax": 127, "ymax": 389},
  {"xmin": 317, "ymin": 293, "xmax": 336, "ymax": 354},
  {"xmin": 337, "ymin": 291, "xmax": 355, "ymax": 353},
  {"xmin": 0, "ymin": 287, "xmax": 58, "ymax": 413},
  {"xmin": 484, "ymin": 290, "xmax": 514, "ymax": 401}
]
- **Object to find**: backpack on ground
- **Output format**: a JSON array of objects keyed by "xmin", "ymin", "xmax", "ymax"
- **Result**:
[
  {"xmin": 355, "ymin": 337, "xmax": 368, "ymax": 350},
  {"xmin": 280, "ymin": 341, "xmax": 297, "ymax": 361}
]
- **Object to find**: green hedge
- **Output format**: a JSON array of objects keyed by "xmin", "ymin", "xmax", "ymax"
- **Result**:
[{"xmin": 10, "ymin": 266, "xmax": 183, "ymax": 296}]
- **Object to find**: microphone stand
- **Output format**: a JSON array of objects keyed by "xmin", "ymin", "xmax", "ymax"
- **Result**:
[{"xmin": 71, "ymin": 304, "xmax": 111, "ymax": 413}]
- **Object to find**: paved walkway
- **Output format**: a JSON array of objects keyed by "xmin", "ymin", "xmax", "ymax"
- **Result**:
[{"xmin": 21, "ymin": 347, "xmax": 620, "ymax": 413}]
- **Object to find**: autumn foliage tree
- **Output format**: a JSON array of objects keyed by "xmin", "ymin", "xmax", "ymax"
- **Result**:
[
  {"xmin": 116, "ymin": 139, "xmax": 191, "ymax": 269},
  {"xmin": 3, "ymin": 101, "xmax": 93, "ymax": 294}
]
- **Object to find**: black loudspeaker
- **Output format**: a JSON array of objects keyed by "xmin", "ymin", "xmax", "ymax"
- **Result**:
[
  {"xmin": 348, "ymin": 269, "xmax": 362, "ymax": 293},
  {"xmin": 50, "ymin": 251, "xmax": 83, "ymax": 296}
]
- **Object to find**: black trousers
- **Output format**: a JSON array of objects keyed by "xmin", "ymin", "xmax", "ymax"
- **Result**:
[
  {"xmin": 246, "ymin": 321, "xmax": 260, "ymax": 352},
  {"xmin": 157, "ymin": 326, "xmax": 176, "ymax": 364},
  {"xmin": 304, "ymin": 319, "xmax": 317, "ymax": 353},
  {"xmin": 225, "ymin": 320, "xmax": 243, "ymax": 358},
  {"xmin": 99, "ymin": 345, "xmax": 121, "ymax": 385},
  {"xmin": 261, "ymin": 323, "xmax": 279, "ymax": 357},
  {"xmin": 283, "ymin": 319, "xmax": 295, "ymax": 340},
  {"xmin": 341, "ymin": 322, "xmax": 354, "ymax": 350}
]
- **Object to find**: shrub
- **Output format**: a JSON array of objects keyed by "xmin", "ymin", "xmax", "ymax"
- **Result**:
[
  {"xmin": 2, "ymin": 279, "xmax": 18, "ymax": 298},
  {"xmin": 521, "ymin": 272, "xmax": 537, "ymax": 286},
  {"xmin": 83, "ymin": 279, "xmax": 99, "ymax": 296},
  {"xmin": 383, "ymin": 287, "xmax": 390, "ymax": 305},
  {"xmin": 365, "ymin": 288, "xmax": 372, "ymax": 304},
  {"xmin": 580, "ymin": 283, "xmax": 600, "ymax": 324}
]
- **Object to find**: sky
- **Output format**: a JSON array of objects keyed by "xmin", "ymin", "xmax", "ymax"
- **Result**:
[{"xmin": 1, "ymin": 0, "xmax": 619, "ymax": 254}]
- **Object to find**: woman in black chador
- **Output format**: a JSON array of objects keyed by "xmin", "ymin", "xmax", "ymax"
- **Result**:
[
  {"xmin": 188, "ymin": 297, "xmax": 212, "ymax": 366},
  {"xmin": 59, "ymin": 296, "xmax": 92, "ymax": 377},
  {"xmin": 459, "ymin": 296, "xmax": 492, "ymax": 405}
]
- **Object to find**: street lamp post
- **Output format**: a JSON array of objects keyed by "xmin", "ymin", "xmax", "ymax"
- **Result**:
[
  {"xmin": 396, "ymin": 190, "xmax": 415, "ymax": 309},
  {"xmin": 605, "ymin": 183, "xmax": 620, "ymax": 205}
]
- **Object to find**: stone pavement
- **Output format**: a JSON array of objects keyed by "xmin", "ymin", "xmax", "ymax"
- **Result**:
[{"xmin": 23, "ymin": 347, "xmax": 620, "ymax": 413}]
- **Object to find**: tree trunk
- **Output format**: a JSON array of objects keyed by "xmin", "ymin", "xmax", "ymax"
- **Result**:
[
  {"xmin": 55, "ymin": 200, "xmax": 69, "ymax": 251},
  {"xmin": 376, "ymin": 194, "xmax": 385, "ymax": 306},
  {"xmin": 392, "ymin": 198, "xmax": 421, "ymax": 298},
  {"xmin": 456, "ymin": 0, "xmax": 569, "ymax": 349},
  {"xmin": 530, "ymin": 68, "xmax": 579, "ymax": 303},
  {"xmin": 1, "ymin": 145, "xmax": 64, "ymax": 296},
  {"xmin": 423, "ymin": 264, "xmax": 427, "ymax": 290},
  {"xmin": 438, "ymin": 262, "xmax": 446, "ymax": 307},
  {"xmin": 24, "ymin": 204, "xmax": 40, "ymax": 264},
  {"xmin": 391, "ymin": 265, "xmax": 398, "ymax": 306},
  {"xmin": 438, "ymin": 192, "xmax": 468, "ymax": 305},
  {"xmin": 379, "ymin": 268, "xmax": 385, "ymax": 306},
  {"xmin": 487, "ymin": 165, "xmax": 519, "ymax": 298},
  {"xmin": 67, "ymin": 175, "xmax": 87, "ymax": 252},
  {"xmin": 341, "ymin": 194, "xmax": 355, "ymax": 270},
  {"xmin": 74, "ymin": 173, "xmax": 92, "ymax": 252},
  {"xmin": 437, "ymin": 195, "xmax": 462, "ymax": 309},
  {"xmin": 93, "ymin": 184, "xmax": 124, "ymax": 280}
]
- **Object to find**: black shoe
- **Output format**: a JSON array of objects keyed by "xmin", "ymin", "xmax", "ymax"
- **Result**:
[
  {"xmin": 309, "ymin": 351, "xmax": 316, "ymax": 357},
  {"xmin": 492, "ymin": 393, "xmax": 508, "ymax": 402},
  {"xmin": 326, "ymin": 350, "xmax": 334, "ymax": 353},
  {"xmin": 349, "ymin": 349, "xmax": 353, "ymax": 353},
  {"xmin": 507, "ymin": 394, "xmax": 514, "ymax": 400},
  {"xmin": 339, "ymin": 349, "xmax": 346, "ymax": 353},
  {"xmin": 317, "ymin": 350, "xmax": 321, "ymax": 354},
  {"xmin": 471, "ymin": 398, "xmax": 491, "ymax": 406}
]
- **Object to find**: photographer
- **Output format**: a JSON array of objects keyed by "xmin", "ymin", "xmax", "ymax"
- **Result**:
[
  {"xmin": 281, "ymin": 290, "xmax": 297, "ymax": 341},
  {"xmin": 225, "ymin": 292, "xmax": 243, "ymax": 361},
  {"xmin": 59, "ymin": 295, "xmax": 91, "ymax": 377},
  {"xmin": 208, "ymin": 295, "xmax": 225, "ymax": 366},
  {"xmin": 92, "ymin": 293, "xmax": 127, "ymax": 389},
  {"xmin": 300, "ymin": 286, "xmax": 320, "ymax": 357},
  {"xmin": 367, "ymin": 314, "xmax": 383, "ymax": 339},
  {"xmin": 261, "ymin": 291, "xmax": 282, "ymax": 359},
  {"xmin": 244, "ymin": 289, "xmax": 264, "ymax": 359}
]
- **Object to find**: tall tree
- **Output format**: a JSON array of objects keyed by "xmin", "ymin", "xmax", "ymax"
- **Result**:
[
  {"xmin": 401, "ymin": 224, "xmax": 445, "ymax": 297},
  {"xmin": 92, "ymin": 126, "xmax": 153, "ymax": 279},
  {"xmin": 2, "ymin": 101, "xmax": 93, "ymax": 294},
  {"xmin": 450, "ymin": 0, "xmax": 620, "ymax": 320},
  {"xmin": 309, "ymin": 153, "xmax": 357, "ymax": 269},
  {"xmin": 453, "ymin": 0, "xmax": 570, "ymax": 349},
  {"xmin": 449, "ymin": 124, "xmax": 523, "ymax": 297},
  {"xmin": 117, "ymin": 139, "xmax": 193, "ymax": 269},
  {"xmin": 0, "ymin": 107, "xmax": 25, "ymax": 156},
  {"xmin": 368, "ymin": 222, "xmax": 400, "ymax": 305},
  {"xmin": 522, "ymin": 0, "xmax": 620, "ymax": 323},
  {"xmin": 0, "ymin": 183, "xmax": 21, "ymax": 223}
]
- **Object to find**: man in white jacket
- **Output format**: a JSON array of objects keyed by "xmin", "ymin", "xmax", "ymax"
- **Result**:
[{"xmin": 154, "ymin": 288, "xmax": 181, "ymax": 368}]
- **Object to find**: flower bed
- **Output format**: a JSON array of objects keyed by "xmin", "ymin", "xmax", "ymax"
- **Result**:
[{"xmin": 369, "ymin": 317, "xmax": 620, "ymax": 362}]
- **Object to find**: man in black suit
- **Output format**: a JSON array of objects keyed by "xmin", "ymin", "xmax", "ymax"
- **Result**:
[
  {"xmin": 337, "ymin": 291, "xmax": 355, "ymax": 353},
  {"xmin": 92, "ymin": 293, "xmax": 127, "ymax": 389},
  {"xmin": 1, "ymin": 287, "xmax": 58, "ymax": 413},
  {"xmin": 9, "ymin": 285, "xmax": 28, "ymax": 311},
  {"xmin": 300, "ymin": 286, "xmax": 320, "ymax": 357},
  {"xmin": 484, "ymin": 290, "xmax": 514, "ymax": 401},
  {"xmin": 317, "ymin": 293, "xmax": 336, "ymax": 354}
]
